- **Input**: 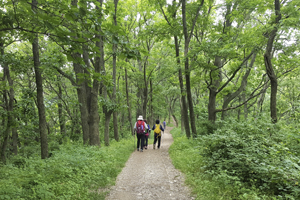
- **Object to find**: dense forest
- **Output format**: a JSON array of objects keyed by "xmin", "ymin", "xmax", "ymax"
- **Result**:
[{"xmin": 1, "ymin": 0, "xmax": 300, "ymax": 199}]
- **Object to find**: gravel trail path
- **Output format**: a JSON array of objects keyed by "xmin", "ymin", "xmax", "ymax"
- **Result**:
[{"xmin": 105, "ymin": 126, "xmax": 194, "ymax": 200}]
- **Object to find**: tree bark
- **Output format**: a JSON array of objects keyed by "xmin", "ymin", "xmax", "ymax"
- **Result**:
[
  {"xmin": 70, "ymin": 0, "xmax": 90, "ymax": 145},
  {"xmin": 257, "ymin": 76, "xmax": 269, "ymax": 113},
  {"xmin": 104, "ymin": 110, "xmax": 113, "ymax": 146},
  {"xmin": 58, "ymin": 83, "xmax": 66, "ymax": 140},
  {"xmin": 99, "ymin": 1, "xmax": 113, "ymax": 145},
  {"xmin": 87, "ymin": 17, "xmax": 103, "ymax": 146},
  {"xmin": 1, "ymin": 42, "xmax": 16, "ymax": 162},
  {"xmin": 180, "ymin": 98, "xmax": 185, "ymax": 133},
  {"xmin": 112, "ymin": 0, "xmax": 119, "ymax": 142},
  {"xmin": 243, "ymin": 92, "xmax": 248, "ymax": 119},
  {"xmin": 221, "ymin": 53, "xmax": 256, "ymax": 119},
  {"xmin": 125, "ymin": 67, "xmax": 134, "ymax": 135},
  {"xmin": 174, "ymin": 36, "xmax": 190, "ymax": 138},
  {"xmin": 182, "ymin": 0, "xmax": 203, "ymax": 138},
  {"xmin": 208, "ymin": 56, "xmax": 222, "ymax": 121},
  {"xmin": 263, "ymin": 0, "xmax": 281, "ymax": 123},
  {"xmin": 33, "ymin": 36, "xmax": 48, "ymax": 159},
  {"xmin": 31, "ymin": 0, "xmax": 48, "ymax": 159},
  {"xmin": 12, "ymin": 128, "xmax": 18, "ymax": 155},
  {"xmin": 73, "ymin": 57, "xmax": 90, "ymax": 144},
  {"xmin": 150, "ymin": 79, "xmax": 154, "ymax": 126}
]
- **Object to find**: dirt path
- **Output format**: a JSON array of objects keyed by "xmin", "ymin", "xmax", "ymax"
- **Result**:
[{"xmin": 106, "ymin": 126, "xmax": 194, "ymax": 200}]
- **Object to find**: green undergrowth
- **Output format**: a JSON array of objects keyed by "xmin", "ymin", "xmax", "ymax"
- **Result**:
[
  {"xmin": 169, "ymin": 128, "xmax": 238, "ymax": 200},
  {"xmin": 169, "ymin": 119, "xmax": 300, "ymax": 200},
  {"xmin": 0, "ymin": 138, "xmax": 134, "ymax": 200}
]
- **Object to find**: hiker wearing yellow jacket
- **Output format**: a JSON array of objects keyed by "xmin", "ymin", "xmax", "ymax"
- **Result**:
[{"xmin": 152, "ymin": 119, "xmax": 164, "ymax": 149}]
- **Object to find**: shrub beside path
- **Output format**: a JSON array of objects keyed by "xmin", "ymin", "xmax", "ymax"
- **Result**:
[{"xmin": 105, "ymin": 126, "xmax": 194, "ymax": 200}]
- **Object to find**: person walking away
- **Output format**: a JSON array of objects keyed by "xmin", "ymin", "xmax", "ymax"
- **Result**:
[
  {"xmin": 134, "ymin": 115, "xmax": 147, "ymax": 152},
  {"xmin": 163, "ymin": 120, "xmax": 166, "ymax": 132},
  {"xmin": 144, "ymin": 119, "xmax": 150, "ymax": 150},
  {"xmin": 152, "ymin": 119, "xmax": 164, "ymax": 149}
]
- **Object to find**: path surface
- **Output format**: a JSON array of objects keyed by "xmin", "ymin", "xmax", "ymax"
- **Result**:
[{"xmin": 106, "ymin": 126, "xmax": 194, "ymax": 200}]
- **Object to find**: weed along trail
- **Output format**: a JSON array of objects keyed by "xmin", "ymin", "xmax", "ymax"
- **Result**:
[{"xmin": 106, "ymin": 126, "xmax": 194, "ymax": 200}]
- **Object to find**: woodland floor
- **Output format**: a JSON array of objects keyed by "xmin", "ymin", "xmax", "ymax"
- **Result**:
[{"xmin": 105, "ymin": 126, "xmax": 195, "ymax": 200}]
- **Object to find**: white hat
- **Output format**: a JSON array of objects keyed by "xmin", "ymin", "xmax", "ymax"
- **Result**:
[{"xmin": 137, "ymin": 115, "xmax": 143, "ymax": 120}]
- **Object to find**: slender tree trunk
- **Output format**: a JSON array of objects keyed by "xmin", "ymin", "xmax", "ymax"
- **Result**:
[
  {"xmin": 125, "ymin": 67, "xmax": 134, "ymax": 135},
  {"xmin": 112, "ymin": 0, "xmax": 119, "ymax": 141},
  {"xmin": 264, "ymin": 0, "xmax": 281, "ymax": 123},
  {"xmin": 174, "ymin": 36, "xmax": 190, "ymax": 138},
  {"xmin": 208, "ymin": 56, "xmax": 222, "ymax": 122},
  {"xmin": 150, "ymin": 79, "xmax": 154, "ymax": 126},
  {"xmin": 182, "ymin": 0, "xmax": 197, "ymax": 137},
  {"xmin": 73, "ymin": 60, "xmax": 90, "ymax": 144},
  {"xmin": 1, "ymin": 43, "xmax": 15, "ymax": 162},
  {"xmin": 208, "ymin": 89, "xmax": 218, "ymax": 121},
  {"xmin": 180, "ymin": 98, "xmax": 185, "ymax": 133},
  {"xmin": 243, "ymin": 92, "xmax": 248, "ymax": 119},
  {"xmin": 104, "ymin": 111, "xmax": 113, "ymax": 146},
  {"xmin": 58, "ymin": 83, "xmax": 66, "ymax": 140},
  {"xmin": 12, "ymin": 128, "xmax": 18, "ymax": 155},
  {"xmin": 31, "ymin": 1, "xmax": 48, "ymax": 159},
  {"xmin": 70, "ymin": 0, "xmax": 89, "ymax": 145},
  {"xmin": 142, "ymin": 62, "xmax": 148, "ymax": 119},
  {"xmin": 88, "ymin": 46, "xmax": 101, "ymax": 146},
  {"xmin": 33, "ymin": 37, "xmax": 48, "ymax": 159},
  {"xmin": 99, "ymin": 1, "xmax": 112, "ymax": 145},
  {"xmin": 257, "ymin": 76, "xmax": 269, "ymax": 113},
  {"xmin": 237, "ymin": 96, "xmax": 241, "ymax": 121},
  {"xmin": 221, "ymin": 53, "xmax": 256, "ymax": 120}
]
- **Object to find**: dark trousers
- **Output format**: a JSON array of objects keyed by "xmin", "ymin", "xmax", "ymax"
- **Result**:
[
  {"xmin": 144, "ymin": 134, "xmax": 149, "ymax": 147},
  {"xmin": 154, "ymin": 133, "xmax": 161, "ymax": 148},
  {"xmin": 137, "ymin": 133, "xmax": 144, "ymax": 150}
]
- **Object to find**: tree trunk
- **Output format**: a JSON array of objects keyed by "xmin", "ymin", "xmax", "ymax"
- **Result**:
[
  {"xmin": 182, "ymin": 0, "xmax": 198, "ymax": 138},
  {"xmin": 208, "ymin": 56, "xmax": 222, "ymax": 122},
  {"xmin": 221, "ymin": 53, "xmax": 256, "ymax": 120},
  {"xmin": 125, "ymin": 67, "xmax": 134, "ymax": 135},
  {"xmin": 257, "ymin": 76, "xmax": 269, "ymax": 113},
  {"xmin": 71, "ymin": 0, "xmax": 90, "ymax": 145},
  {"xmin": 174, "ymin": 36, "xmax": 190, "ymax": 138},
  {"xmin": 1, "ymin": 45, "xmax": 15, "ymax": 162},
  {"xmin": 31, "ymin": 1, "xmax": 48, "ymax": 159},
  {"xmin": 142, "ymin": 62, "xmax": 148, "ymax": 119},
  {"xmin": 58, "ymin": 83, "xmax": 66, "ymax": 140},
  {"xmin": 180, "ymin": 98, "xmax": 185, "ymax": 133},
  {"xmin": 150, "ymin": 79, "xmax": 154, "ymax": 126},
  {"xmin": 263, "ymin": 0, "xmax": 281, "ymax": 123},
  {"xmin": 112, "ymin": 0, "xmax": 119, "ymax": 142},
  {"xmin": 73, "ymin": 59, "xmax": 90, "ymax": 144},
  {"xmin": 208, "ymin": 89, "xmax": 218, "ymax": 122},
  {"xmin": 104, "ymin": 110, "xmax": 113, "ymax": 146},
  {"xmin": 33, "ymin": 37, "xmax": 48, "ymax": 159},
  {"xmin": 172, "ymin": 114, "xmax": 178, "ymax": 127},
  {"xmin": 12, "ymin": 128, "xmax": 18, "ymax": 155},
  {"xmin": 243, "ymin": 92, "xmax": 248, "ymax": 119},
  {"xmin": 88, "ymin": 46, "xmax": 101, "ymax": 146}
]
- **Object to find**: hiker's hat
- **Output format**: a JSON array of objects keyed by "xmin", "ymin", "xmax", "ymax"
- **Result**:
[{"xmin": 137, "ymin": 115, "xmax": 143, "ymax": 120}]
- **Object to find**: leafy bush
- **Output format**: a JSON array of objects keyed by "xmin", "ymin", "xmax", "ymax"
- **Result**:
[
  {"xmin": 199, "ymin": 118, "xmax": 300, "ymax": 199},
  {"xmin": 196, "ymin": 119, "xmax": 220, "ymax": 135},
  {"xmin": 0, "ymin": 138, "xmax": 134, "ymax": 199},
  {"xmin": 169, "ymin": 128, "xmax": 240, "ymax": 199},
  {"xmin": 170, "ymin": 117, "xmax": 300, "ymax": 199}
]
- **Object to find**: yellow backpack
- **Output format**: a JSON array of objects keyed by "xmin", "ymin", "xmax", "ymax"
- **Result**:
[{"xmin": 154, "ymin": 124, "xmax": 161, "ymax": 136}]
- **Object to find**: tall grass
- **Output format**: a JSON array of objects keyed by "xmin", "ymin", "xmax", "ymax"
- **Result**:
[{"xmin": 0, "ymin": 138, "xmax": 135, "ymax": 200}]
